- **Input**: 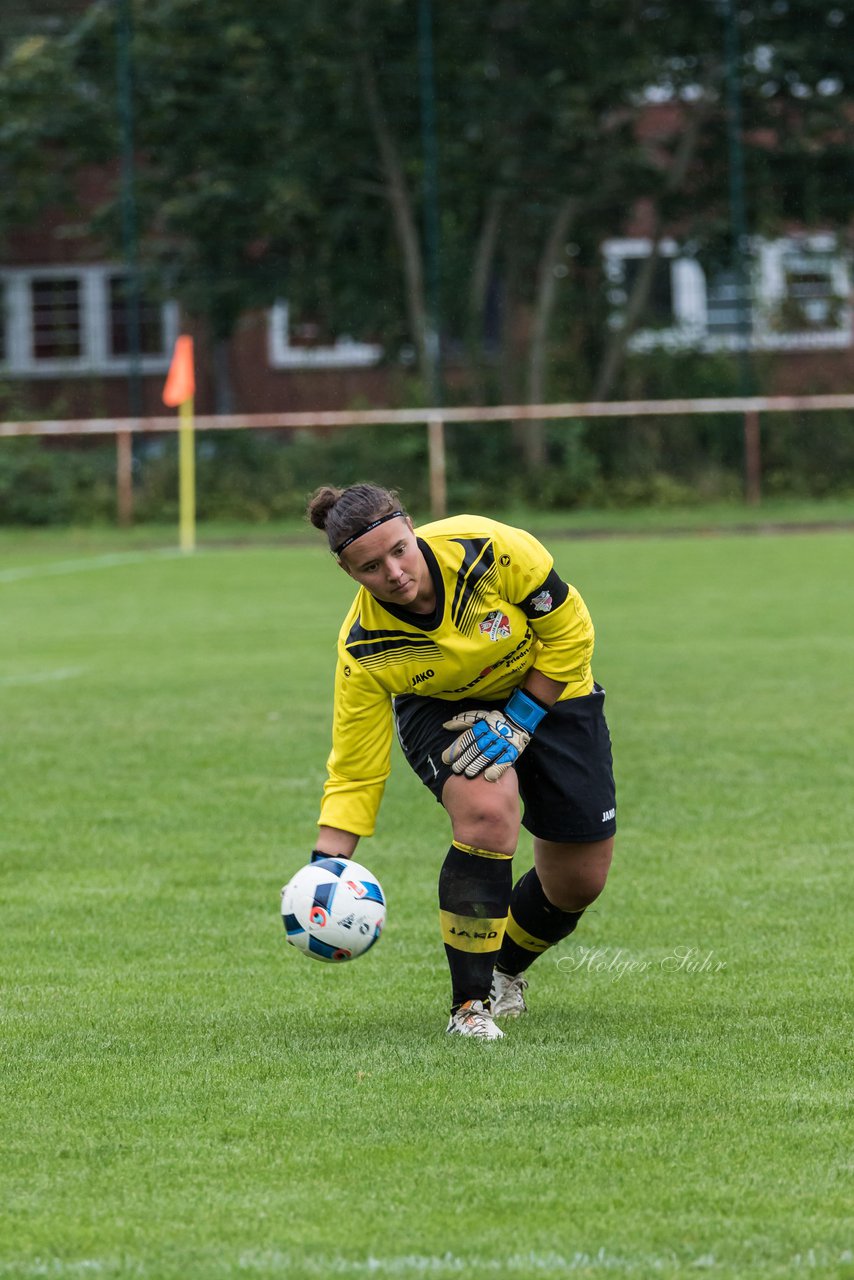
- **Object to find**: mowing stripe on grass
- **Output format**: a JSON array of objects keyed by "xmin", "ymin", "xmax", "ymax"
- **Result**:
[
  {"xmin": 0, "ymin": 665, "xmax": 87, "ymax": 686},
  {"xmin": 2, "ymin": 1247, "xmax": 851, "ymax": 1278},
  {"xmin": 0, "ymin": 548, "xmax": 186, "ymax": 584}
]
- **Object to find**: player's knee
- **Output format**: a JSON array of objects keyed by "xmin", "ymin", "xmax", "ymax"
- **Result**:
[
  {"xmin": 456, "ymin": 812, "xmax": 518, "ymax": 855},
  {"xmin": 537, "ymin": 838, "xmax": 613, "ymax": 911},
  {"xmin": 541, "ymin": 874, "xmax": 605, "ymax": 912},
  {"xmin": 443, "ymin": 774, "xmax": 520, "ymax": 856},
  {"xmin": 450, "ymin": 796, "xmax": 519, "ymax": 855}
]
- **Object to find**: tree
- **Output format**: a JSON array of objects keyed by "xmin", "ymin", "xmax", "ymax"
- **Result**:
[
  {"xmin": 591, "ymin": 0, "xmax": 854, "ymax": 400},
  {"xmin": 0, "ymin": 3, "xmax": 377, "ymax": 409},
  {"xmin": 1, "ymin": 0, "xmax": 851, "ymax": 432}
]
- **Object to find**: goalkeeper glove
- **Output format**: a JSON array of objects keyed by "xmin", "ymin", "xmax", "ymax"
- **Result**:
[
  {"xmin": 441, "ymin": 687, "xmax": 548, "ymax": 782},
  {"xmin": 311, "ymin": 849, "xmax": 348, "ymax": 863}
]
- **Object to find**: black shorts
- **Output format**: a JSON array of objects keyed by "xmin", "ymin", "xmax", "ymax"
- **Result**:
[{"xmin": 393, "ymin": 684, "xmax": 616, "ymax": 843}]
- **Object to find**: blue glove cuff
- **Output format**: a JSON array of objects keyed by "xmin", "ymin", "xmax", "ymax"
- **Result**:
[{"xmin": 505, "ymin": 688, "xmax": 548, "ymax": 735}]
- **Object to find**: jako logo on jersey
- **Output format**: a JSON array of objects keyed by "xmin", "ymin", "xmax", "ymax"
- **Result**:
[
  {"xmin": 602, "ymin": 808, "xmax": 616, "ymax": 822},
  {"xmin": 411, "ymin": 668, "xmax": 435, "ymax": 686},
  {"xmin": 531, "ymin": 589, "xmax": 553, "ymax": 613},
  {"xmin": 479, "ymin": 610, "xmax": 512, "ymax": 641}
]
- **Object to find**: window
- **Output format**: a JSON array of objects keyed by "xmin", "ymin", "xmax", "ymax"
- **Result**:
[
  {"xmin": 621, "ymin": 256, "xmax": 675, "ymax": 328},
  {"xmin": 108, "ymin": 274, "xmax": 172, "ymax": 358},
  {"xmin": 268, "ymin": 301, "xmax": 382, "ymax": 369},
  {"xmin": 0, "ymin": 265, "xmax": 179, "ymax": 377},
  {"xmin": 32, "ymin": 277, "xmax": 82, "ymax": 359},
  {"xmin": 759, "ymin": 237, "xmax": 850, "ymax": 347},
  {"xmin": 603, "ymin": 238, "xmax": 699, "ymax": 349},
  {"xmin": 705, "ymin": 267, "xmax": 753, "ymax": 340},
  {"xmin": 603, "ymin": 234, "xmax": 850, "ymax": 353}
]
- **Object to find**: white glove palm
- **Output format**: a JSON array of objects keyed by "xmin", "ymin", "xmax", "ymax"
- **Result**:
[
  {"xmin": 441, "ymin": 708, "xmax": 530, "ymax": 782},
  {"xmin": 440, "ymin": 688, "xmax": 548, "ymax": 783}
]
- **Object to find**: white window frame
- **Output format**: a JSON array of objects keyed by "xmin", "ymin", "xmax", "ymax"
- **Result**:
[
  {"xmin": 603, "ymin": 234, "xmax": 851, "ymax": 353},
  {"xmin": 268, "ymin": 300, "xmax": 383, "ymax": 369},
  {"xmin": 0, "ymin": 263, "xmax": 179, "ymax": 378},
  {"xmin": 755, "ymin": 234, "xmax": 852, "ymax": 350}
]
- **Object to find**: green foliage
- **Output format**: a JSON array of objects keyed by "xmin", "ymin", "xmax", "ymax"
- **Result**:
[
  {"xmin": 5, "ymin": 0, "xmax": 851, "ymax": 397},
  {"xmin": 763, "ymin": 410, "xmax": 854, "ymax": 497},
  {"xmin": 0, "ymin": 18, "xmax": 106, "ymax": 246},
  {"xmin": 0, "ymin": 439, "xmax": 116, "ymax": 525},
  {"xmin": 3, "ymin": 405, "xmax": 852, "ymax": 528}
]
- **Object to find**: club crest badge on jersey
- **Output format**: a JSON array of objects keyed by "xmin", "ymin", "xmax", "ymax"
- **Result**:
[
  {"xmin": 479, "ymin": 610, "xmax": 512, "ymax": 641},
  {"xmin": 530, "ymin": 589, "xmax": 553, "ymax": 613}
]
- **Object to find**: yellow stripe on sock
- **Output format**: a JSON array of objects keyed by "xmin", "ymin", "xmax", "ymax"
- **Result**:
[
  {"xmin": 440, "ymin": 910, "xmax": 507, "ymax": 953},
  {"xmin": 451, "ymin": 840, "xmax": 513, "ymax": 860},
  {"xmin": 505, "ymin": 909, "xmax": 551, "ymax": 954}
]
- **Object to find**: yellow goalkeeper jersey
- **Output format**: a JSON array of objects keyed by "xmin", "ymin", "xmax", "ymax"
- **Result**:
[{"xmin": 319, "ymin": 515, "xmax": 595, "ymax": 836}]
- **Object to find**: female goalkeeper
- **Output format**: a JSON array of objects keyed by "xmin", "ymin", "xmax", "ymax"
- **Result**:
[{"xmin": 306, "ymin": 482, "xmax": 616, "ymax": 1040}]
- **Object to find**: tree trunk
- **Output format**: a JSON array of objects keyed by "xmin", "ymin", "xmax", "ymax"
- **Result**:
[
  {"xmin": 498, "ymin": 234, "xmax": 529, "ymax": 461},
  {"xmin": 524, "ymin": 195, "xmax": 580, "ymax": 471},
  {"xmin": 592, "ymin": 230, "xmax": 666, "ymax": 403},
  {"xmin": 354, "ymin": 10, "xmax": 429, "ymax": 385},
  {"xmin": 466, "ymin": 188, "xmax": 505, "ymax": 398},
  {"xmin": 591, "ymin": 99, "xmax": 713, "ymax": 402}
]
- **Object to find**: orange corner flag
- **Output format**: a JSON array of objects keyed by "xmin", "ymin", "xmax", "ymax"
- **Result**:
[{"xmin": 162, "ymin": 335, "xmax": 195, "ymax": 407}]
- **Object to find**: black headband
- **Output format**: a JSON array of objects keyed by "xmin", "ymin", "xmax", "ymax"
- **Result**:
[{"xmin": 333, "ymin": 510, "xmax": 406, "ymax": 557}]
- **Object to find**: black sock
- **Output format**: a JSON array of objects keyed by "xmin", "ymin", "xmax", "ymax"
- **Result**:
[
  {"xmin": 438, "ymin": 841, "xmax": 513, "ymax": 1011},
  {"xmin": 496, "ymin": 866, "xmax": 584, "ymax": 976}
]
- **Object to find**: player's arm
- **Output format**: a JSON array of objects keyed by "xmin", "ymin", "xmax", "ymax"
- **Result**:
[
  {"xmin": 490, "ymin": 525, "xmax": 593, "ymax": 690},
  {"xmin": 522, "ymin": 667, "xmax": 567, "ymax": 707},
  {"xmin": 442, "ymin": 525, "xmax": 586, "ymax": 781},
  {"xmin": 317, "ymin": 649, "xmax": 394, "ymax": 837},
  {"xmin": 522, "ymin": 576, "xmax": 594, "ymax": 690},
  {"xmin": 313, "ymin": 826, "xmax": 360, "ymax": 860}
]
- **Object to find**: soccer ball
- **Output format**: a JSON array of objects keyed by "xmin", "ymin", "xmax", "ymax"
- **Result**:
[{"xmin": 281, "ymin": 857, "xmax": 386, "ymax": 963}]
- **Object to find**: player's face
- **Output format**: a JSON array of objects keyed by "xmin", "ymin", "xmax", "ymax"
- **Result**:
[{"xmin": 340, "ymin": 516, "xmax": 433, "ymax": 610}]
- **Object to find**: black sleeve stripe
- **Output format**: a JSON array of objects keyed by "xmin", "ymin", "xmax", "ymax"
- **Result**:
[
  {"xmin": 450, "ymin": 538, "xmax": 494, "ymax": 628},
  {"xmin": 345, "ymin": 617, "xmax": 442, "ymax": 662},
  {"xmin": 517, "ymin": 568, "xmax": 570, "ymax": 619}
]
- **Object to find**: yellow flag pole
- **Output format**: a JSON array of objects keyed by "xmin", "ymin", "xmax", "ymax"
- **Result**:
[{"xmin": 179, "ymin": 396, "xmax": 196, "ymax": 553}]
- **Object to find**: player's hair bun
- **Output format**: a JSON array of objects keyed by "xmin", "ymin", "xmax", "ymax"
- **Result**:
[
  {"xmin": 306, "ymin": 483, "xmax": 405, "ymax": 554},
  {"xmin": 306, "ymin": 486, "xmax": 344, "ymax": 531}
]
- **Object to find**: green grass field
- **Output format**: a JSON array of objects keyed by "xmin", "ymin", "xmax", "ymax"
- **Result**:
[{"xmin": 1, "ymin": 526, "xmax": 851, "ymax": 1279}]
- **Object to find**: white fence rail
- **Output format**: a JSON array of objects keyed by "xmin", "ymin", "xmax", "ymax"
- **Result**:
[{"xmin": 2, "ymin": 394, "xmax": 853, "ymax": 523}]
